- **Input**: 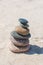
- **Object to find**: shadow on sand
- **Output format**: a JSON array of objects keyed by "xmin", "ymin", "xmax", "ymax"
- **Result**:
[{"xmin": 25, "ymin": 45, "xmax": 43, "ymax": 55}]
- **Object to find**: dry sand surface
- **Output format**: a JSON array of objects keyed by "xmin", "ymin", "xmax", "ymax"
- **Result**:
[{"xmin": 0, "ymin": 0, "xmax": 43, "ymax": 65}]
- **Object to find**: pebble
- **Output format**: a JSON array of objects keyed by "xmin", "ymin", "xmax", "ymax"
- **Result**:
[
  {"xmin": 9, "ymin": 42, "xmax": 30, "ymax": 53},
  {"xmin": 15, "ymin": 26, "xmax": 29, "ymax": 35},
  {"xmin": 10, "ymin": 36, "xmax": 29, "ymax": 46},
  {"xmin": 11, "ymin": 31, "xmax": 31, "ymax": 39},
  {"xmin": 20, "ymin": 23, "xmax": 29, "ymax": 28},
  {"xmin": 19, "ymin": 18, "xmax": 28, "ymax": 25}
]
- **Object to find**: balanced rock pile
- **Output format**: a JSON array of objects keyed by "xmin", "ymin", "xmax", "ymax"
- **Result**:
[{"xmin": 9, "ymin": 18, "xmax": 31, "ymax": 53}]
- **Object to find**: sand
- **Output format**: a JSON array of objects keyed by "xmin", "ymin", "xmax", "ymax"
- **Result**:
[{"xmin": 0, "ymin": 0, "xmax": 43, "ymax": 65}]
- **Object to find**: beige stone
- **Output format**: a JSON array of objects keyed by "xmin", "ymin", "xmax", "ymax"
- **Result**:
[
  {"xmin": 9, "ymin": 42, "xmax": 30, "ymax": 53},
  {"xmin": 15, "ymin": 26, "xmax": 29, "ymax": 35}
]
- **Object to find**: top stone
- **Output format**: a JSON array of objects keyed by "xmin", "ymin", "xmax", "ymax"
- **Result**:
[{"xmin": 19, "ymin": 18, "xmax": 28, "ymax": 25}]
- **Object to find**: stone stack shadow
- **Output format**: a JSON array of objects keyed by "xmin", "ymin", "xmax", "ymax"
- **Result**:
[{"xmin": 9, "ymin": 18, "xmax": 31, "ymax": 53}]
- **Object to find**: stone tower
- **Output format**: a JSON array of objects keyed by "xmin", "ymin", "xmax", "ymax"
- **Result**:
[{"xmin": 9, "ymin": 18, "xmax": 31, "ymax": 53}]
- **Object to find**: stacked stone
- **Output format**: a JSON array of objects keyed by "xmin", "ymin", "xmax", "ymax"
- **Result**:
[{"xmin": 9, "ymin": 18, "xmax": 31, "ymax": 53}]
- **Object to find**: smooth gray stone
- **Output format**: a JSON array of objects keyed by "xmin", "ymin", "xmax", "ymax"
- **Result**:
[
  {"xmin": 11, "ymin": 31, "xmax": 31, "ymax": 39},
  {"xmin": 19, "ymin": 18, "xmax": 28, "ymax": 25},
  {"xmin": 20, "ymin": 23, "xmax": 29, "ymax": 28}
]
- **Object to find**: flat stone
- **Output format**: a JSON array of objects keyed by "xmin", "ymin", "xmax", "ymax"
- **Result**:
[
  {"xmin": 19, "ymin": 18, "xmax": 28, "ymax": 25},
  {"xmin": 15, "ymin": 26, "xmax": 29, "ymax": 35},
  {"xmin": 11, "ymin": 31, "xmax": 31, "ymax": 39},
  {"xmin": 10, "ymin": 36, "xmax": 29, "ymax": 46},
  {"xmin": 9, "ymin": 42, "xmax": 30, "ymax": 53},
  {"xmin": 20, "ymin": 23, "xmax": 29, "ymax": 28}
]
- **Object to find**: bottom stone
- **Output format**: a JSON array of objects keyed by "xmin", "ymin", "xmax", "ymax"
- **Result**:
[{"xmin": 9, "ymin": 42, "xmax": 30, "ymax": 53}]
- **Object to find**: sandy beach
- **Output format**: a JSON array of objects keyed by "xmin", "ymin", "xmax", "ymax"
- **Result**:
[{"xmin": 0, "ymin": 0, "xmax": 43, "ymax": 65}]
